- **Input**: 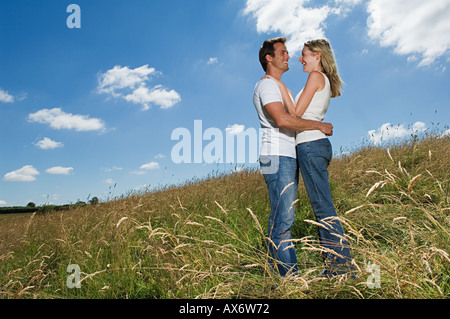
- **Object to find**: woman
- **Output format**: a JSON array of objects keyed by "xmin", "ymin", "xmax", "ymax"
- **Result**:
[{"xmin": 267, "ymin": 39, "xmax": 353, "ymax": 277}]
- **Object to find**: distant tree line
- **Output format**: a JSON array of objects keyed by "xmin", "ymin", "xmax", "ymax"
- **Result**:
[{"xmin": 0, "ymin": 197, "xmax": 100, "ymax": 215}]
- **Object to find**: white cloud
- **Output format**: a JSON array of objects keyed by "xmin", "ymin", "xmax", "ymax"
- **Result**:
[
  {"xmin": 97, "ymin": 65, "xmax": 158, "ymax": 95},
  {"xmin": 15, "ymin": 92, "xmax": 28, "ymax": 102},
  {"xmin": 97, "ymin": 65, "xmax": 181, "ymax": 110},
  {"xmin": 124, "ymin": 85, "xmax": 181, "ymax": 111},
  {"xmin": 154, "ymin": 154, "xmax": 165, "ymax": 159},
  {"xmin": 366, "ymin": 0, "xmax": 450, "ymax": 66},
  {"xmin": 243, "ymin": 0, "xmax": 363, "ymax": 56},
  {"xmin": 102, "ymin": 166, "xmax": 123, "ymax": 172},
  {"xmin": 244, "ymin": 0, "xmax": 331, "ymax": 56},
  {"xmin": 140, "ymin": 162, "xmax": 160, "ymax": 170},
  {"xmin": 244, "ymin": 0, "xmax": 449, "ymax": 66},
  {"xmin": 333, "ymin": 0, "xmax": 363, "ymax": 16},
  {"xmin": 132, "ymin": 161, "xmax": 160, "ymax": 175},
  {"xmin": 35, "ymin": 137, "xmax": 64, "ymax": 150},
  {"xmin": 131, "ymin": 170, "xmax": 147, "ymax": 176},
  {"xmin": 368, "ymin": 122, "xmax": 427, "ymax": 145},
  {"xmin": 226, "ymin": 124, "xmax": 245, "ymax": 135},
  {"xmin": 207, "ymin": 57, "xmax": 219, "ymax": 65},
  {"xmin": 440, "ymin": 129, "xmax": 450, "ymax": 138},
  {"xmin": 4, "ymin": 165, "xmax": 40, "ymax": 182},
  {"xmin": 0, "ymin": 200, "xmax": 7, "ymax": 206},
  {"xmin": 133, "ymin": 184, "xmax": 150, "ymax": 192},
  {"xmin": 28, "ymin": 108, "xmax": 105, "ymax": 132},
  {"xmin": 0, "ymin": 89, "xmax": 27, "ymax": 103},
  {"xmin": 0, "ymin": 88, "xmax": 14, "ymax": 103},
  {"xmin": 335, "ymin": 0, "xmax": 362, "ymax": 5},
  {"xmin": 45, "ymin": 166, "xmax": 74, "ymax": 175},
  {"xmin": 104, "ymin": 178, "xmax": 115, "ymax": 185}
]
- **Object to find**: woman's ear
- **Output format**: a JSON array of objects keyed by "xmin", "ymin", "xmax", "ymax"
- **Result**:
[{"xmin": 316, "ymin": 51, "xmax": 322, "ymax": 60}]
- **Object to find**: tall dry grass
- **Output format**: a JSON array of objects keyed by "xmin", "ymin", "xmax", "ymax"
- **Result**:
[{"xmin": 0, "ymin": 134, "xmax": 448, "ymax": 299}]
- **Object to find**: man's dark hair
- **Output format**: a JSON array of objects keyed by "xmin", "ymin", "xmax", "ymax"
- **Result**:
[{"xmin": 259, "ymin": 37, "xmax": 287, "ymax": 72}]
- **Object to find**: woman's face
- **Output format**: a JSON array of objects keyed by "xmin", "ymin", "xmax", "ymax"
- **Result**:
[{"xmin": 299, "ymin": 46, "xmax": 320, "ymax": 73}]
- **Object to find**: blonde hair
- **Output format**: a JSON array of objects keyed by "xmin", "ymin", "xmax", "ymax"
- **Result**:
[{"xmin": 304, "ymin": 39, "xmax": 343, "ymax": 98}]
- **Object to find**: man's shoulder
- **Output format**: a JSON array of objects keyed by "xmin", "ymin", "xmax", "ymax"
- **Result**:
[
  {"xmin": 254, "ymin": 78, "xmax": 278, "ymax": 92},
  {"xmin": 256, "ymin": 77, "xmax": 277, "ymax": 86}
]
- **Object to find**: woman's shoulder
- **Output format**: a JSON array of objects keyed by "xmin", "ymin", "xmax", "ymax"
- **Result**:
[
  {"xmin": 309, "ymin": 71, "xmax": 326, "ymax": 81},
  {"xmin": 306, "ymin": 71, "xmax": 326, "ymax": 91}
]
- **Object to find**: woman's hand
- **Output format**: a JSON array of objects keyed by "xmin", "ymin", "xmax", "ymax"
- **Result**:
[{"xmin": 261, "ymin": 75, "xmax": 284, "ymax": 89}]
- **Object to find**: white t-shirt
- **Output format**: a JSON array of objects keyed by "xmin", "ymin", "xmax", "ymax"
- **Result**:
[
  {"xmin": 252, "ymin": 78, "xmax": 296, "ymax": 159},
  {"xmin": 294, "ymin": 72, "xmax": 331, "ymax": 145}
]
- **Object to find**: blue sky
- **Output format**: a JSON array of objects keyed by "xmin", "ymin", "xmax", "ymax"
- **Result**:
[{"xmin": 1, "ymin": 0, "xmax": 449, "ymax": 207}]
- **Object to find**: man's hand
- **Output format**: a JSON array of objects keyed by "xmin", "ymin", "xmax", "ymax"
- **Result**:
[{"xmin": 320, "ymin": 122, "xmax": 333, "ymax": 136}]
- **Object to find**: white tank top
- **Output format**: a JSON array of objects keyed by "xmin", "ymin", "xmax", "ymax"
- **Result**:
[{"xmin": 294, "ymin": 72, "xmax": 331, "ymax": 145}]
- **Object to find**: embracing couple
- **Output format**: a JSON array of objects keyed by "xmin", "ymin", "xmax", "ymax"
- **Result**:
[{"xmin": 253, "ymin": 37, "xmax": 353, "ymax": 278}]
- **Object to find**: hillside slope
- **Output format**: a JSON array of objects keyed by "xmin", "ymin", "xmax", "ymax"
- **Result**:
[{"xmin": 1, "ymin": 135, "xmax": 449, "ymax": 299}]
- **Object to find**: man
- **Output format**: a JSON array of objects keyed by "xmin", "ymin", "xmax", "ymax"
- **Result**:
[{"xmin": 252, "ymin": 37, "xmax": 333, "ymax": 277}]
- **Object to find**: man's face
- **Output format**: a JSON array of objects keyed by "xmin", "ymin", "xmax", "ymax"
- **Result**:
[{"xmin": 269, "ymin": 42, "xmax": 290, "ymax": 73}]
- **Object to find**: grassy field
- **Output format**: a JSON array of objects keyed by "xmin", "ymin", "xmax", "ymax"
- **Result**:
[{"xmin": 1, "ymin": 134, "xmax": 449, "ymax": 299}]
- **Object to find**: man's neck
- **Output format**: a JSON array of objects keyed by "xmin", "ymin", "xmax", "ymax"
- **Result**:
[{"xmin": 266, "ymin": 68, "xmax": 284, "ymax": 81}]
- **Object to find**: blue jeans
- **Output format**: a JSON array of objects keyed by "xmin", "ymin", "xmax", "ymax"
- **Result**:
[
  {"xmin": 297, "ymin": 139, "xmax": 353, "ymax": 274},
  {"xmin": 260, "ymin": 155, "xmax": 299, "ymax": 276}
]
